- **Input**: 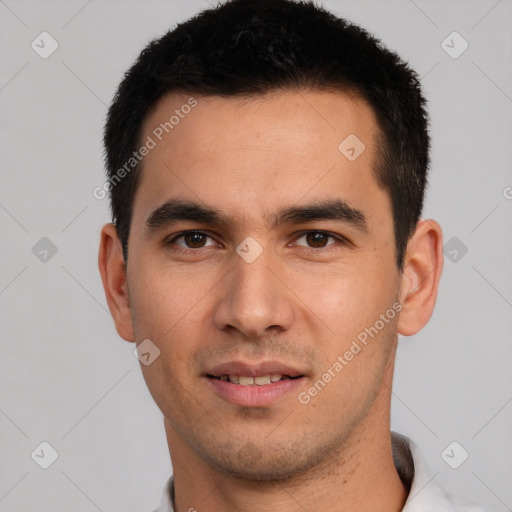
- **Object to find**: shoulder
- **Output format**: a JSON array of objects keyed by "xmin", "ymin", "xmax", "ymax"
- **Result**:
[
  {"xmin": 436, "ymin": 486, "xmax": 495, "ymax": 512},
  {"xmin": 393, "ymin": 432, "xmax": 495, "ymax": 512}
]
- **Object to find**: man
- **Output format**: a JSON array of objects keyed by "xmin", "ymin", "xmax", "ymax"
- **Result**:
[{"xmin": 98, "ymin": 0, "xmax": 488, "ymax": 510}]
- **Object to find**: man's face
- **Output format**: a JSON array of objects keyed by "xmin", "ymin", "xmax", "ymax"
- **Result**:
[{"xmin": 125, "ymin": 90, "xmax": 404, "ymax": 479}]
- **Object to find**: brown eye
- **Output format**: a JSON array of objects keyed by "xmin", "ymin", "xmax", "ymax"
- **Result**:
[
  {"xmin": 295, "ymin": 231, "xmax": 337, "ymax": 249},
  {"xmin": 169, "ymin": 231, "xmax": 216, "ymax": 249},
  {"xmin": 183, "ymin": 232, "xmax": 207, "ymax": 248},
  {"xmin": 307, "ymin": 232, "xmax": 330, "ymax": 248}
]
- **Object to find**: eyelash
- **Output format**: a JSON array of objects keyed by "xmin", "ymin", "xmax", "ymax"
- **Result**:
[{"xmin": 165, "ymin": 230, "xmax": 348, "ymax": 254}]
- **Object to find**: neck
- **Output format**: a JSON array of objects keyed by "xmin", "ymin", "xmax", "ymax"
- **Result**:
[{"xmin": 166, "ymin": 396, "xmax": 407, "ymax": 512}]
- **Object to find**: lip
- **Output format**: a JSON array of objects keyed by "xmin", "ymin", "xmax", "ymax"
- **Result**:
[
  {"xmin": 207, "ymin": 375, "xmax": 305, "ymax": 407},
  {"xmin": 205, "ymin": 360, "xmax": 304, "ymax": 379},
  {"xmin": 205, "ymin": 360, "xmax": 307, "ymax": 407}
]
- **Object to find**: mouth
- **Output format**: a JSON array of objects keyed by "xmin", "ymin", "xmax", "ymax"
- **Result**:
[
  {"xmin": 205, "ymin": 361, "xmax": 307, "ymax": 407},
  {"xmin": 208, "ymin": 374, "xmax": 302, "ymax": 385}
]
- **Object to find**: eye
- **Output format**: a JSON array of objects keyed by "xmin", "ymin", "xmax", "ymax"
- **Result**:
[
  {"xmin": 167, "ymin": 231, "xmax": 218, "ymax": 250},
  {"xmin": 293, "ymin": 231, "xmax": 342, "ymax": 249},
  {"xmin": 165, "ymin": 229, "xmax": 346, "ymax": 253}
]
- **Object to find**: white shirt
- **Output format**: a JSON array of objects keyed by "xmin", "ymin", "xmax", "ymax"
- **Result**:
[{"xmin": 153, "ymin": 432, "xmax": 490, "ymax": 512}]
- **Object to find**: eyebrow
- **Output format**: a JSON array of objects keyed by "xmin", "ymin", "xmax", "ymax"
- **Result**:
[{"xmin": 145, "ymin": 198, "xmax": 369, "ymax": 233}]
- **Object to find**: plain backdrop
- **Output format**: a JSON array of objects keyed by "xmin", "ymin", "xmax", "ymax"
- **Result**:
[{"xmin": 1, "ymin": 0, "xmax": 511, "ymax": 511}]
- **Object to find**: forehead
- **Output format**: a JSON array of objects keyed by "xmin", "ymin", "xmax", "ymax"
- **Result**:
[{"xmin": 133, "ymin": 89, "xmax": 391, "ymax": 234}]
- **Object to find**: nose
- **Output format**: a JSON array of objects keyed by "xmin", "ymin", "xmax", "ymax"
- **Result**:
[{"xmin": 212, "ymin": 246, "xmax": 295, "ymax": 339}]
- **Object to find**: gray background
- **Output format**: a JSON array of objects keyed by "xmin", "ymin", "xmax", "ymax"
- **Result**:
[{"xmin": 1, "ymin": 0, "xmax": 511, "ymax": 510}]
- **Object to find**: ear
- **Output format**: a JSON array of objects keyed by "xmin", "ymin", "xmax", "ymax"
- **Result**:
[
  {"xmin": 397, "ymin": 219, "xmax": 444, "ymax": 336},
  {"xmin": 98, "ymin": 223, "xmax": 135, "ymax": 342}
]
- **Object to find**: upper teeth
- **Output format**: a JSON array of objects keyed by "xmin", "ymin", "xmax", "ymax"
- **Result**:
[{"xmin": 219, "ymin": 374, "xmax": 284, "ymax": 385}]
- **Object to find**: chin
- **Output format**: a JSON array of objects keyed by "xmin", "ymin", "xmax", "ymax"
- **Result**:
[
  {"xmin": 199, "ymin": 438, "xmax": 335, "ymax": 482},
  {"xmin": 214, "ymin": 459, "xmax": 306, "ymax": 482}
]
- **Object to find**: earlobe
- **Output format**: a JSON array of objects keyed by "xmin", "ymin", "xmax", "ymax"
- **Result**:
[
  {"xmin": 98, "ymin": 223, "xmax": 135, "ymax": 342},
  {"xmin": 397, "ymin": 219, "xmax": 444, "ymax": 337}
]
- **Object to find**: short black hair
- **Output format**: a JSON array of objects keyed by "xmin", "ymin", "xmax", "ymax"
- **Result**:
[{"xmin": 104, "ymin": 0, "xmax": 430, "ymax": 271}]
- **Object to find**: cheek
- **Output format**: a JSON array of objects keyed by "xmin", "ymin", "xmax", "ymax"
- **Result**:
[
  {"xmin": 128, "ymin": 264, "xmax": 207, "ymax": 409},
  {"xmin": 129, "ymin": 260, "xmax": 216, "ymax": 340},
  {"xmin": 290, "ymin": 262, "xmax": 393, "ymax": 330},
  {"xmin": 294, "ymin": 266, "xmax": 399, "ymax": 380}
]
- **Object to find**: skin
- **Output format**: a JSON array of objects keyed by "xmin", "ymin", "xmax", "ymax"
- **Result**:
[{"xmin": 99, "ymin": 90, "xmax": 443, "ymax": 512}]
